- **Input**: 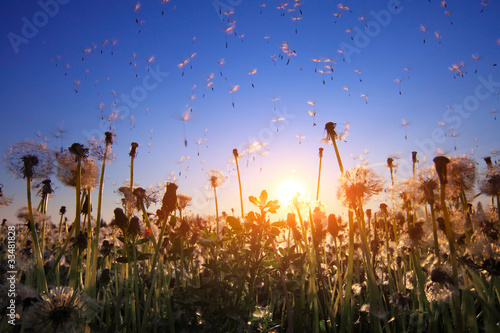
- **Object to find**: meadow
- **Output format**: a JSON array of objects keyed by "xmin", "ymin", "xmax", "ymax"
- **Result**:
[{"xmin": 1, "ymin": 123, "xmax": 499, "ymax": 333}]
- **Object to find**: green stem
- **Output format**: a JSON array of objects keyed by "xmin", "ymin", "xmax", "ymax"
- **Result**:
[
  {"xmin": 235, "ymin": 155, "xmax": 244, "ymax": 218},
  {"xmin": 439, "ymin": 182, "xmax": 463, "ymax": 333},
  {"xmin": 69, "ymin": 157, "xmax": 82, "ymax": 290},
  {"xmin": 213, "ymin": 186, "xmax": 219, "ymax": 236},
  {"xmin": 340, "ymin": 210, "xmax": 354, "ymax": 333},
  {"xmin": 331, "ymin": 139, "xmax": 344, "ymax": 174},
  {"xmin": 86, "ymin": 144, "xmax": 109, "ymax": 300},
  {"xmin": 316, "ymin": 151, "xmax": 323, "ymax": 201},
  {"xmin": 429, "ymin": 203, "xmax": 441, "ymax": 262},
  {"xmin": 26, "ymin": 176, "xmax": 48, "ymax": 293}
]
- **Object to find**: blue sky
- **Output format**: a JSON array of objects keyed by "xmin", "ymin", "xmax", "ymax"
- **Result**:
[{"xmin": 1, "ymin": 0, "xmax": 499, "ymax": 224}]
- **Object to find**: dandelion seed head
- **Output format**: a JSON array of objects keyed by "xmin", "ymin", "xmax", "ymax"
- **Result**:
[
  {"xmin": 57, "ymin": 152, "xmax": 98, "ymax": 190},
  {"xmin": 25, "ymin": 287, "xmax": 96, "ymax": 332},
  {"xmin": 207, "ymin": 169, "xmax": 225, "ymax": 188},
  {"xmin": 337, "ymin": 166, "xmax": 384, "ymax": 210},
  {"xmin": 6, "ymin": 140, "xmax": 55, "ymax": 180}
]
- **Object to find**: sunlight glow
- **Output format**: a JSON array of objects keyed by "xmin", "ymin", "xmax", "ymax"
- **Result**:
[{"xmin": 277, "ymin": 179, "xmax": 306, "ymax": 205}]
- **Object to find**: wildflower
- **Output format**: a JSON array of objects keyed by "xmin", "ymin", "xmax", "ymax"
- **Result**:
[
  {"xmin": 207, "ymin": 169, "xmax": 225, "ymax": 189},
  {"xmin": 412, "ymin": 151, "xmax": 418, "ymax": 164},
  {"xmin": 433, "ymin": 156, "xmax": 450, "ymax": 184},
  {"xmin": 408, "ymin": 223, "xmax": 424, "ymax": 246},
  {"xmin": 6, "ymin": 140, "xmax": 55, "ymax": 180},
  {"xmin": 390, "ymin": 292, "xmax": 411, "ymax": 312},
  {"xmin": 0, "ymin": 184, "xmax": 12, "ymax": 207},
  {"xmin": 129, "ymin": 142, "xmax": 139, "ymax": 157},
  {"xmin": 337, "ymin": 166, "xmax": 383, "ymax": 210},
  {"xmin": 133, "ymin": 187, "xmax": 158, "ymax": 209},
  {"xmin": 324, "ymin": 122, "xmax": 349, "ymax": 142},
  {"xmin": 327, "ymin": 213, "xmax": 341, "ymax": 238},
  {"xmin": 177, "ymin": 193, "xmax": 192, "ymax": 210},
  {"xmin": 127, "ymin": 216, "xmax": 142, "ymax": 236},
  {"xmin": 482, "ymin": 258, "xmax": 500, "ymax": 275},
  {"xmin": 287, "ymin": 212, "xmax": 297, "ymax": 228},
  {"xmin": 26, "ymin": 287, "xmax": 96, "ymax": 333},
  {"xmin": 479, "ymin": 163, "xmax": 500, "ymax": 197},
  {"xmin": 112, "ymin": 208, "xmax": 129, "ymax": 232},
  {"xmin": 118, "ymin": 186, "xmax": 136, "ymax": 210},
  {"xmin": 100, "ymin": 240, "xmax": 113, "ymax": 257},
  {"xmin": 424, "ymin": 280, "xmax": 453, "ymax": 303},
  {"xmin": 161, "ymin": 182, "xmax": 178, "ymax": 215},
  {"xmin": 74, "ymin": 231, "xmax": 87, "ymax": 250},
  {"xmin": 417, "ymin": 167, "xmax": 439, "ymax": 205},
  {"xmin": 68, "ymin": 143, "xmax": 89, "ymax": 160},
  {"xmin": 57, "ymin": 151, "xmax": 98, "ymax": 190},
  {"xmin": 449, "ymin": 156, "xmax": 476, "ymax": 189},
  {"xmin": 87, "ymin": 134, "xmax": 115, "ymax": 162},
  {"xmin": 17, "ymin": 207, "xmax": 49, "ymax": 225},
  {"xmin": 430, "ymin": 268, "xmax": 454, "ymax": 285}
]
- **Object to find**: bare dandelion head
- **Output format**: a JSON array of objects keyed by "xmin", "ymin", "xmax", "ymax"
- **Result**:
[
  {"xmin": 129, "ymin": 142, "xmax": 139, "ymax": 157},
  {"xmin": 433, "ymin": 156, "xmax": 450, "ymax": 185},
  {"xmin": 68, "ymin": 143, "xmax": 89, "ymax": 160},
  {"xmin": 87, "ymin": 135, "xmax": 115, "ymax": 162}
]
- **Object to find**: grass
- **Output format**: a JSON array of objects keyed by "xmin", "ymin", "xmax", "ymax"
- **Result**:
[{"xmin": 1, "ymin": 126, "xmax": 500, "ymax": 333}]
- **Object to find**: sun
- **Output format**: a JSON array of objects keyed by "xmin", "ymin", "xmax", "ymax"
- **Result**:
[{"xmin": 277, "ymin": 178, "xmax": 306, "ymax": 205}]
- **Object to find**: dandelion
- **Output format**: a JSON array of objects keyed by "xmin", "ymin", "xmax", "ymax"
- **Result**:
[
  {"xmin": 160, "ymin": 182, "xmax": 178, "ymax": 216},
  {"xmin": 337, "ymin": 166, "xmax": 383, "ymax": 211},
  {"xmin": 57, "ymin": 152, "xmax": 98, "ymax": 190},
  {"xmin": 0, "ymin": 184, "xmax": 13, "ymax": 207},
  {"xmin": 26, "ymin": 287, "xmax": 96, "ymax": 333},
  {"xmin": 479, "ymin": 159, "xmax": 500, "ymax": 221},
  {"xmin": 233, "ymin": 148, "xmax": 244, "ymax": 217},
  {"xmin": 324, "ymin": 122, "xmax": 346, "ymax": 173},
  {"xmin": 316, "ymin": 148, "xmax": 324, "ymax": 201},
  {"xmin": 433, "ymin": 155, "xmax": 463, "ymax": 330},
  {"xmin": 6, "ymin": 140, "xmax": 55, "ymax": 180},
  {"xmin": 207, "ymin": 169, "xmax": 225, "ymax": 235},
  {"xmin": 6, "ymin": 140, "xmax": 55, "ymax": 292},
  {"xmin": 447, "ymin": 156, "xmax": 476, "ymax": 208}
]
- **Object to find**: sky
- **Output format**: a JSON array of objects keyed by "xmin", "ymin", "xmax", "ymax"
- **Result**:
[{"xmin": 0, "ymin": 0, "xmax": 499, "ymax": 225}]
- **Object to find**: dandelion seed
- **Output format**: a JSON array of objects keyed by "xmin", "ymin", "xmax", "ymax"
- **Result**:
[
  {"xmin": 420, "ymin": 25, "xmax": 428, "ymax": 43},
  {"xmin": 248, "ymin": 68, "xmax": 257, "ymax": 87},
  {"xmin": 360, "ymin": 93, "xmax": 368, "ymax": 104}
]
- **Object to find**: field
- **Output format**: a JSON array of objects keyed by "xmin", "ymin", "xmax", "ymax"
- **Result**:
[
  {"xmin": 1, "ymin": 1, "xmax": 500, "ymax": 332},
  {"xmin": 1, "ymin": 133, "xmax": 500, "ymax": 332}
]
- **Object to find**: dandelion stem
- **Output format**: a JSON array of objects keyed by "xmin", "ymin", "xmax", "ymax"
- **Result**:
[
  {"xmin": 69, "ymin": 157, "xmax": 82, "ymax": 290},
  {"xmin": 332, "ymin": 138, "xmax": 344, "ymax": 174},
  {"xmin": 213, "ymin": 186, "xmax": 219, "ymax": 236},
  {"xmin": 316, "ymin": 148, "xmax": 323, "ymax": 201},
  {"xmin": 234, "ymin": 149, "xmax": 244, "ymax": 218},
  {"xmin": 26, "ymin": 176, "xmax": 48, "ymax": 293},
  {"xmin": 86, "ymin": 144, "xmax": 109, "ymax": 299},
  {"xmin": 439, "ymin": 182, "xmax": 463, "ymax": 333},
  {"xmin": 340, "ymin": 210, "xmax": 354, "ymax": 333},
  {"xmin": 429, "ymin": 203, "xmax": 441, "ymax": 261}
]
